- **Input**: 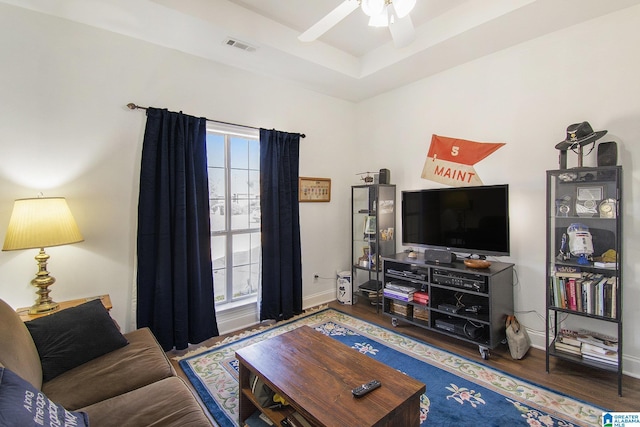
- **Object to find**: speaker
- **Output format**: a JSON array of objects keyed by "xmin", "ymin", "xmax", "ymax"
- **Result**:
[
  {"xmin": 378, "ymin": 168, "xmax": 390, "ymax": 184},
  {"xmin": 597, "ymin": 141, "xmax": 617, "ymax": 166},
  {"xmin": 424, "ymin": 249, "xmax": 456, "ymax": 264}
]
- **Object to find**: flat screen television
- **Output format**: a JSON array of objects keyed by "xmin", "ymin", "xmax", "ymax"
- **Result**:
[{"xmin": 401, "ymin": 184, "xmax": 510, "ymax": 257}]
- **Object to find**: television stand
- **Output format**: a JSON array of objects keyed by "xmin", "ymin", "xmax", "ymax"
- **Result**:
[{"xmin": 382, "ymin": 253, "xmax": 514, "ymax": 360}]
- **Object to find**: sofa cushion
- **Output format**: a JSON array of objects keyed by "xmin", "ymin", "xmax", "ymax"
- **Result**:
[
  {"xmin": 0, "ymin": 299, "xmax": 42, "ymax": 390},
  {"xmin": 25, "ymin": 299, "xmax": 129, "ymax": 382},
  {"xmin": 0, "ymin": 367, "xmax": 89, "ymax": 427},
  {"xmin": 80, "ymin": 376, "xmax": 214, "ymax": 426},
  {"xmin": 42, "ymin": 327, "xmax": 176, "ymax": 410}
]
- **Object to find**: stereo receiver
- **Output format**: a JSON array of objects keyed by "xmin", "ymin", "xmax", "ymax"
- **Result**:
[{"xmin": 432, "ymin": 269, "xmax": 487, "ymax": 293}]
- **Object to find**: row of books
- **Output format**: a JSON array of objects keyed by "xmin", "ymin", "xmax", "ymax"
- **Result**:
[
  {"xmin": 549, "ymin": 270, "xmax": 618, "ymax": 318},
  {"xmin": 383, "ymin": 281, "xmax": 429, "ymax": 304},
  {"xmin": 554, "ymin": 329, "xmax": 619, "ymax": 366}
]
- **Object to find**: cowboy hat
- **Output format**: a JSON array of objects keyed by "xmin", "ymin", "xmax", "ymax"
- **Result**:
[{"xmin": 555, "ymin": 121, "xmax": 607, "ymax": 150}]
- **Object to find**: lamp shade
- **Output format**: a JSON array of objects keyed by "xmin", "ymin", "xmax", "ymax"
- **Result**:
[{"xmin": 3, "ymin": 197, "xmax": 83, "ymax": 251}]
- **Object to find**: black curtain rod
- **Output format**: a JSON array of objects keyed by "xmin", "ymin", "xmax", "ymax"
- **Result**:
[{"xmin": 126, "ymin": 103, "xmax": 305, "ymax": 138}]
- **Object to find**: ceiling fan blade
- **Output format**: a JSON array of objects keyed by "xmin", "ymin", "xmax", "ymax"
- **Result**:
[
  {"xmin": 298, "ymin": 0, "xmax": 359, "ymax": 42},
  {"xmin": 389, "ymin": 13, "xmax": 415, "ymax": 48}
]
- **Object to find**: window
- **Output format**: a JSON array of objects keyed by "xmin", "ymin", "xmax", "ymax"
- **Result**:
[{"xmin": 206, "ymin": 124, "xmax": 260, "ymax": 306}]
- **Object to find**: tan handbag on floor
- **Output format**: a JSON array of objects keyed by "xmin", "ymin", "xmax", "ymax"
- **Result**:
[{"xmin": 505, "ymin": 315, "xmax": 531, "ymax": 360}]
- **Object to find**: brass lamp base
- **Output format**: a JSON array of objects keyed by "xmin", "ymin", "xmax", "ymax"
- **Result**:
[
  {"xmin": 28, "ymin": 248, "xmax": 60, "ymax": 315},
  {"xmin": 29, "ymin": 300, "xmax": 60, "ymax": 314}
]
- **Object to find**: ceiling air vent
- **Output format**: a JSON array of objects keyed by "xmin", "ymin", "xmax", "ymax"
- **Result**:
[{"xmin": 224, "ymin": 38, "xmax": 257, "ymax": 52}]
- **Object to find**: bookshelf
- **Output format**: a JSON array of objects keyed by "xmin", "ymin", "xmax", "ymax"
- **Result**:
[
  {"xmin": 545, "ymin": 166, "xmax": 623, "ymax": 395},
  {"xmin": 351, "ymin": 184, "xmax": 396, "ymax": 310}
]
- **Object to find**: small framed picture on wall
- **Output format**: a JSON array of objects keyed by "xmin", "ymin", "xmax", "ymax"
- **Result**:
[{"xmin": 299, "ymin": 177, "xmax": 331, "ymax": 202}]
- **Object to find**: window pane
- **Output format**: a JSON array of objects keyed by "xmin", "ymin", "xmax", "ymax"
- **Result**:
[
  {"xmin": 248, "ymin": 139, "xmax": 259, "ymax": 170},
  {"xmin": 232, "ymin": 233, "xmax": 260, "ymax": 298},
  {"xmin": 231, "ymin": 169, "xmax": 250, "ymax": 230},
  {"xmin": 230, "ymin": 137, "xmax": 248, "ymax": 169},
  {"xmin": 209, "ymin": 167, "xmax": 226, "ymax": 232},
  {"xmin": 206, "ymin": 134, "xmax": 225, "ymax": 168},
  {"xmin": 207, "ymin": 127, "xmax": 260, "ymax": 307},
  {"xmin": 212, "ymin": 235, "xmax": 226, "ymax": 302}
]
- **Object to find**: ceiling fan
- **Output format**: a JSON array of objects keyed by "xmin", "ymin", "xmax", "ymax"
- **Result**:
[{"xmin": 299, "ymin": 0, "xmax": 416, "ymax": 48}]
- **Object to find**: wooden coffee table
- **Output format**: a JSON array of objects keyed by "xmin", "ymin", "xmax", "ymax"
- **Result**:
[{"xmin": 236, "ymin": 325, "xmax": 425, "ymax": 426}]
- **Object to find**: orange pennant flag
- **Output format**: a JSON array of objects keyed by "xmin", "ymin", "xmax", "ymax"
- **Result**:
[{"xmin": 422, "ymin": 134, "xmax": 505, "ymax": 186}]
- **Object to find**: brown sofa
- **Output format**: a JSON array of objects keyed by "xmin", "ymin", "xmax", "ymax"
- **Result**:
[{"xmin": 0, "ymin": 298, "xmax": 214, "ymax": 426}]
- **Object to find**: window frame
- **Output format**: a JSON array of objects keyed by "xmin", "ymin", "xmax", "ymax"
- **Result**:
[{"xmin": 206, "ymin": 122, "xmax": 260, "ymax": 307}]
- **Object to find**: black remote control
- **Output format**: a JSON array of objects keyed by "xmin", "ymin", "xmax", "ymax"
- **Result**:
[{"xmin": 352, "ymin": 379, "xmax": 381, "ymax": 397}]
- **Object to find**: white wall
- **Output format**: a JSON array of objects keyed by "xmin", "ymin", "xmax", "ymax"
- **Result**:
[
  {"xmin": 1, "ymin": 2, "xmax": 639, "ymax": 378},
  {"xmin": 356, "ymin": 5, "xmax": 640, "ymax": 377},
  {"xmin": 0, "ymin": 4, "xmax": 355, "ymax": 333}
]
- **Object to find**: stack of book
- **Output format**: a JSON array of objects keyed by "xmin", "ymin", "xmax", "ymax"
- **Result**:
[
  {"xmin": 554, "ymin": 329, "xmax": 582, "ymax": 356},
  {"xmin": 413, "ymin": 305, "xmax": 429, "ymax": 322},
  {"xmin": 413, "ymin": 291, "xmax": 429, "ymax": 305},
  {"xmin": 359, "ymin": 279, "xmax": 382, "ymax": 299},
  {"xmin": 383, "ymin": 282, "xmax": 416, "ymax": 302},
  {"xmin": 577, "ymin": 330, "xmax": 619, "ymax": 366},
  {"xmin": 555, "ymin": 329, "xmax": 619, "ymax": 366}
]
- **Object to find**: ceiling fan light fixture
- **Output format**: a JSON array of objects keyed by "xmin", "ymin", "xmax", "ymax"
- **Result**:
[
  {"xmin": 392, "ymin": 0, "xmax": 416, "ymax": 19},
  {"xmin": 368, "ymin": 7, "xmax": 389, "ymax": 27},
  {"xmin": 361, "ymin": 0, "xmax": 386, "ymax": 17}
]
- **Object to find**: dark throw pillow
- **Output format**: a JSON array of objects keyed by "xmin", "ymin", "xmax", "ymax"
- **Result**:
[
  {"xmin": 0, "ymin": 367, "xmax": 89, "ymax": 426},
  {"xmin": 25, "ymin": 299, "xmax": 128, "ymax": 382}
]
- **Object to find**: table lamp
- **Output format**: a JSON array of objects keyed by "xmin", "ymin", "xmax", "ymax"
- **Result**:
[{"xmin": 2, "ymin": 197, "xmax": 84, "ymax": 314}]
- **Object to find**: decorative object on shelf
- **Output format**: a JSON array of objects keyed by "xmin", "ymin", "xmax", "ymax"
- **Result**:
[
  {"xmin": 2, "ymin": 197, "xmax": 84, "ymax": 314},
  {"xmin": 358, "ymin": 247, "xmax": 371, "ymax": 268},
  {"xmin": 363, "ymin": 216, "xmax": 376, "ymax": 235},
  {"xmin": 567, "ymin": 223, "xmax": 594, "ymax": 265},
  {"xmin": 463, "ymin": 259, "xmax": 492, "ymax": 269},
  {"xmin": 298, "ymin": 177, "xmax": 331, "ymax": 202},
  {"xmin": 554, "ymin": 121, "xmax": 607, "ymax": 168},
  {"xmin": 575, "ymin": 186, "xmax": 603, "ymax": 217},
  {"xmin": 599, "ymin": 198, "xmax": 617, "ymax": 218},
  {"xmin": 378, "ymin": 168, "xmax": 390, "ymax": 184},
  {"xmin": 356, "ymin": 171, "xmax": 375, "ymax": 184},
  {"xmin": 380, "ymin": 227, "xmax": 394, "ymax": 241},
  {"xmin": 555, "ymin": 195, "xmax": 572, "ymax": 217}
]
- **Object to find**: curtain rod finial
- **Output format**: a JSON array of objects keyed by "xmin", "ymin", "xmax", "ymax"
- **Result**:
[{"xmin": 126, "ymin": 103, "xmax": 138, "ymax": 110}]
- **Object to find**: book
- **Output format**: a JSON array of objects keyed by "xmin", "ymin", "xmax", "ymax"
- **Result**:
[
  {"xmin": 385, "ymin": 282, "xmax": 416, "ymax": 293},
  {"xmin": 413, "ymin": 291, "xmax": 429, "ymax": 304},
  {"xmin": 582, "ymin": 343, "xmax": 616, "ymax": 355},
  {"xmin": 576, "ymin": 331, "xmax": 618, "ymax": 352},
  {"xmin": 555, "ymin": 266, "xmax": 582, "ymax": 278},
  {"xmin": 244, "ymin": 411, "xmax": 274, "ymax": 427},
  {"xmin": 554, "ymin": 341, "xmax": 582, "ymax": 356},
  {"xmin": 581, "ymin": 351, "xmax": 618, "ymax": 366},
  {"xmin": 558, "ymin": 329, "xmax": 582, "ymax": 347},
  {"xmin": 383, "ymin": 289, "xmax": 413, "ymax": 301},
  {"xmin": 593, "ymin": 261, "xmax": 617, "ymax": 268}
]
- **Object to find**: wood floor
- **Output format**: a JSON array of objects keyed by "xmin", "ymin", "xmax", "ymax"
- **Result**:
[{"xmin": 169, "ymin": 299, "xmax": 640, "ymax": 413}]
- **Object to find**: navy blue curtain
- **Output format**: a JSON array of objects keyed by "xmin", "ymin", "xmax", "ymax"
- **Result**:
[
  {"xmin": 259, "ymin": 129, "xmax": 302, "ymax": 321},
  {"xmin": 137, "ymin": 107, "xmax": 218, "ymax": 351}
]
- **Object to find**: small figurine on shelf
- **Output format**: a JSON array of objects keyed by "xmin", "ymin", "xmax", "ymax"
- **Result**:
[
  {"xmin": 557, "ymin": 233, "xmax": 569, "ymax": 261},
  {"xmin": 567, "ymin": 223, "xmax": 594, "ymax": 265}
]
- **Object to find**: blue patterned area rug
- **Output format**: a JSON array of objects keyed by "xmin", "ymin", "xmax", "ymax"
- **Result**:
[{"xmin": 178, "ymin": 308, "xmax": 604, "ymax": 427}]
